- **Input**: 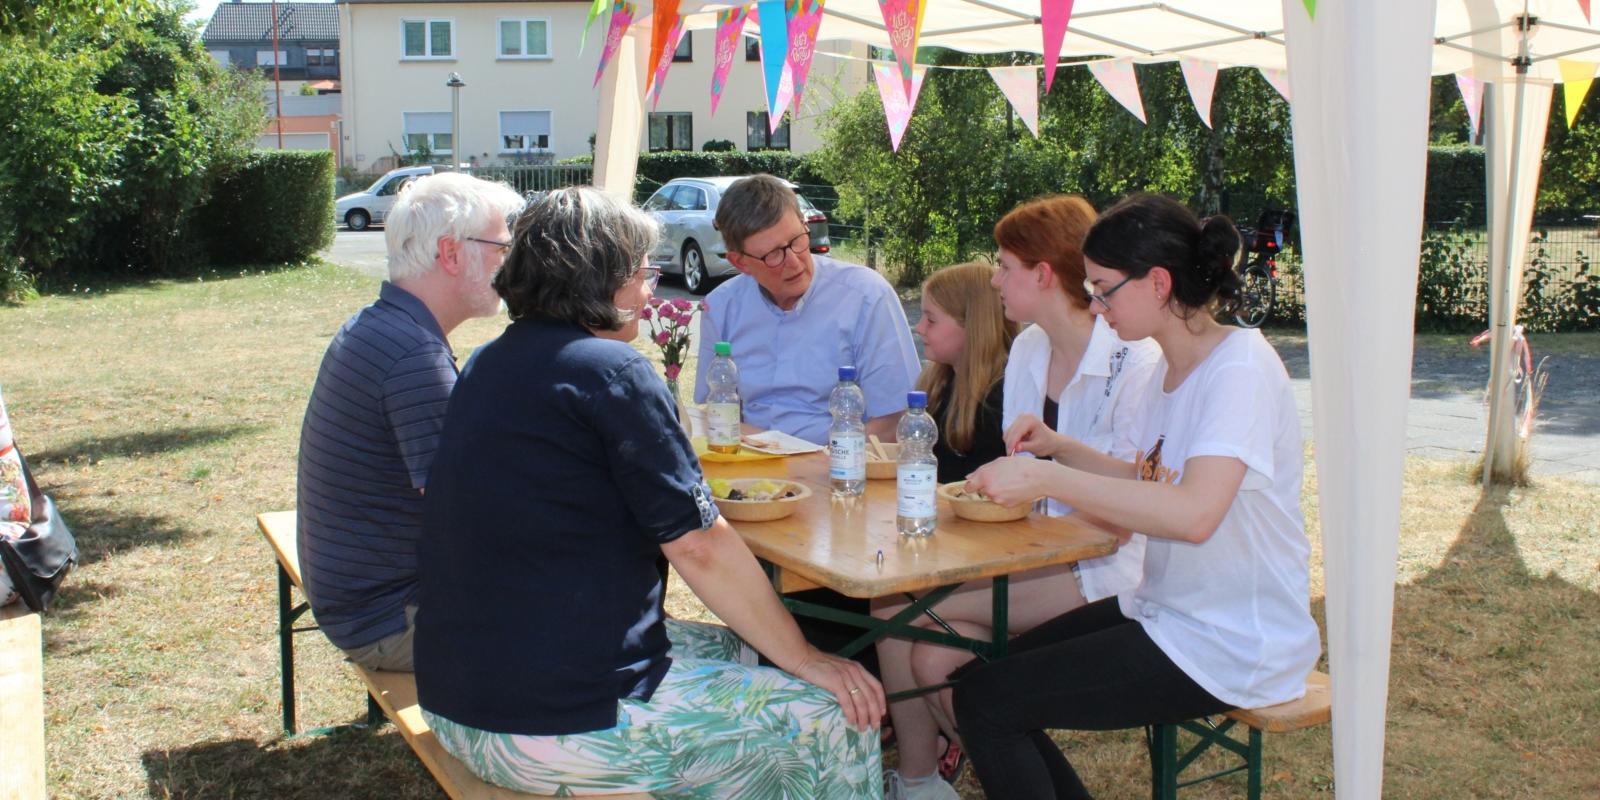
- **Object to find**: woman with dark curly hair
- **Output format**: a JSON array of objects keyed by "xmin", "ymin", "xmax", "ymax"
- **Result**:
[
  {"xmin": 413, "ymin": 187, "xmax": 884, "ymax": 798},
  {"xmin": 955, "ymin": 193, "xmax": 1320, "ymax": 799}
]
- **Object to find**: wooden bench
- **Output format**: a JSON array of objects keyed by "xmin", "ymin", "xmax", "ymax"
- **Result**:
[
  {"xmin": 1, "ymin": 602, "xmax": 47, "ymax": 800},
  {"xmin": 1148, "ymin": 671, "xmax": 1331, "ymax": 800},
  {"xmin": 257, "ymin": 511, "xmax": 651, "ymax": 800}
]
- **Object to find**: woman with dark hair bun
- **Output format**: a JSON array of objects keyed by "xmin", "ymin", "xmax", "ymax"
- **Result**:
[{"xmin": 953, "ymin": 193, "xmax": 1319, "ymax": 799}]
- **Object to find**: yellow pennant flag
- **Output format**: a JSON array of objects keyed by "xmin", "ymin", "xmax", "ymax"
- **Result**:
[{"xmin": 1558, "ymin": 59, "xmax": 1597, "ymax": 128}]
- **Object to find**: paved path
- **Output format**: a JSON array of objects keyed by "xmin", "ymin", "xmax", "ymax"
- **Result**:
[{"xmin": 325, "ymin": 231, "xmax": 1598, "ymax": 483}]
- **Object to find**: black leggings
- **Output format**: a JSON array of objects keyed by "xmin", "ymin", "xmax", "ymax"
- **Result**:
[{"xmin": 951, "ymin": 598, "xmax": 1232, "ymax": 799}]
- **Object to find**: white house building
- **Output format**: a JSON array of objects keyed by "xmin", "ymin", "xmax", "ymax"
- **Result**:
[{"xmin": 336, "ymin": 0, "xmax": 869, "ymax": 169}]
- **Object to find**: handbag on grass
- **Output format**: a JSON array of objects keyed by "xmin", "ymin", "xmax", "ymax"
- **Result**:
[{"xmin": 0, "ymin": 450, "xmax": 78, "ymax": 613}]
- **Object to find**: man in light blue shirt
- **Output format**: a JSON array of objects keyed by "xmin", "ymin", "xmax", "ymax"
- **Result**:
[{"xmin": 693, "ymin": 175, "xmax": 919, "ymax": 445}]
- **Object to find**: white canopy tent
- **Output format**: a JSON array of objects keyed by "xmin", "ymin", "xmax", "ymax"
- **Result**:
[{"xmin": 591, "ymin": 2, "xmax": 1599, "ymax": 795}]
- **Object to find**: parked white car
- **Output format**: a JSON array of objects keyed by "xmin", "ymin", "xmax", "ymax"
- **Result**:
[
  {"xmin": 335, "ymin": 166, "xmax": 435, "ymax": 231},
  {"xmin": 641, "ymin": 177, "xmax": 832, "ymax": 294}
]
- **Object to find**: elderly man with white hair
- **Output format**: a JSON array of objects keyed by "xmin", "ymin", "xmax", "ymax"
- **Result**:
[{"xmin": 296, "ymin": 172, "xmax": 524, "ymax": 672}]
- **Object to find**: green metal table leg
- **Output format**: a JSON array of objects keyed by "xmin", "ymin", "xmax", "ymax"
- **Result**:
[
  {"xmin": 1148, "ymin": 724, "xmax": 1178, "ymax": 800},
  {"xmin": 1248, "ymin": 725, "xmax": 1263, "ymax": 800},
  {"xmin": 278, "ymin": 562, "xmax": 297, "ymax": 735}
]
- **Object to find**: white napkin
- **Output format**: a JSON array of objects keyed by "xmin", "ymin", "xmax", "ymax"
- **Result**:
[{"xmin": 739, "ymin": 430, "xmax": 824, "ymax": 455}]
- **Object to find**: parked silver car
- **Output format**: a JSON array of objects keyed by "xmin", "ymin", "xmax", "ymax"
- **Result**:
[
  {"xmin": 334, "ymin": 165, "xmax": 435, "ymax": 231},
  {"xmin": 640, "ymin": 177, "xmax": 832, "ymax": 294}
]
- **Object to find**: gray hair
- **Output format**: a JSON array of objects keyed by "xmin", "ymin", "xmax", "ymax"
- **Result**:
[
  {"xmin": 713, "ymin": 174, "xmax": 805, "ymax": 254},
  {"xmin": 384, "ymin": 172, "xmax": 525, "ymax": 282},
  {"xmin": 495, "ymin": 187, "xmax": 660, "ymax": 331}
]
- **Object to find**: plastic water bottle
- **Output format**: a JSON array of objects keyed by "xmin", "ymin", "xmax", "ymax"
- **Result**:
[
  {"xmin": 896, "ymin": 391, "xmax": 939, "ymax": 537},
  {"xmin": 705, "ymin": 342, "xmax": 741, "ymax": 454},
  {"xmin": 828, "ymin": 366, "xmax": 866, "ymax": 497}
]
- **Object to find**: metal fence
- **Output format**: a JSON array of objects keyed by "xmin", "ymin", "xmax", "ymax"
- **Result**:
[{"xmin": 336, "ymin": 163, "xmax": 595, "ymax": 198}]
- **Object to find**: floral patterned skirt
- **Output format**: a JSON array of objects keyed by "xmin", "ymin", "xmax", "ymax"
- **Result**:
[{"xmin": 423, "ymin": 619, "xmax": 882, "ymax": 799}]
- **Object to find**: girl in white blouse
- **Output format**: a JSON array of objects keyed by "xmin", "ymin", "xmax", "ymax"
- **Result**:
[
  {"xmin": 876, "ymin": 196, "xmax": 1156, "ymax": 800},
  {"xmin": 957, "ymin": 194, "xmax": 1320, "ymax": 799}
]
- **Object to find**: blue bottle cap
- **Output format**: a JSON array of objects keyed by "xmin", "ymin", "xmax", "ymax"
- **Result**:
[
  {"xmin": 907, "ymin": 391, "xmax": 928, "ymax": 408},
  {"xmin": 838, "ymin": 366, "xmax": 858, "ymax": 381}
]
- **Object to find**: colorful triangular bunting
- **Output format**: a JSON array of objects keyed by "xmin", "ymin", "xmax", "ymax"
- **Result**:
[
  {"xmin": 1579, "ymin": 0, "xmax": 1590, "ymax": 24},
  {"xmin": 785, "ymin": 0, "xmax": 827, "ymax": 113},
  {"xmin": 1303, "ymin": 0, "xmax": 1317, "ymax": 19},
  {"xmin": 593, "ymin": 0, "xmax": 637, "ymax": 88},
  {"xmin": 757, "ymin": 0, "xmax": 789, "ymax": 123},
  {"xmin": 1559, "ymin": 59, "xmax": 1597, "ymax": 128},
  {"xmin": 988, "ymin": 66, "xmax": 1040, "ymax": 137},
  {"xmin": 1087, "ymin": 59, "xmax": 1145, "ymax": 123},
  {"xmin": 1040, "ymin": 0, "xmax": 1076, "ymax": 93},
  {"xmin": 1455, "ymin": 73, "xmax": 1485, "ymax": 139},
  {"xmin": 581, "ymin": 0, "xmax": 609, "ymax": 55},
  {"xmin": 873, "ymin": 62, "xmax": 927, "ymax": 151},
  {"xmin": 709, "ymin": 7, "xmax": 750, "ymax": 117},
  {"xmin": 644, "ymin": 0, "xmax": 682, "ymax": 101},
  {"xmin": 647, "ymin": 14, "xmax": 686, "ymax": 110},
  {"xmin": 878, "ymin": 0, "xmax": 927, "ymax": 98},
  {"xmin": 1178, "ymin": 57, "xmax": 1219, "ymax": 128},
  {"xmin": 1258, "ymin": 67, "xmax": 1291, "ymax": 103}
]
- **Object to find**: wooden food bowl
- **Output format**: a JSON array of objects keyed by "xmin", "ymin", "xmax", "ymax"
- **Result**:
[
  {"xmin": 865, "ymin": 443, "xmax": 900, "ymax": 480},
  {"xmin": 712, "ymin": 479, "xmax": 812, "ymax": 522},
  {"xmin": 938, "ymin": 482, "xmax": 1032, "ymax": 522}
]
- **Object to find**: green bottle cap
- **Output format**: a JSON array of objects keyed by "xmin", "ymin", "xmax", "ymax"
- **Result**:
[{"xmin": 714, "ymin": 341, "xmax": 732, "ymax": 356}]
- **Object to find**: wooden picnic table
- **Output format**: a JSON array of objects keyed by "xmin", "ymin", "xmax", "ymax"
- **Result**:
[{"xmin": 702, "ymin": 450, "xmax": 1118, "ymax": 662}]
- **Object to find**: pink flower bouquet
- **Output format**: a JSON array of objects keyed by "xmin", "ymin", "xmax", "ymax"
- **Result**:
[{"xmin": 642, "ymin": 297, "xmax": 707, "ymax": 399}]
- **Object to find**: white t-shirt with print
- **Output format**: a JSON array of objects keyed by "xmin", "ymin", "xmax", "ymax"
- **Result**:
[
  {"xmin": 1117, "ymin": 328, "xmax": 1320, "ymax": 709},
  {"xmin": 1002, "ymin": 316, "xmax": 1160, "ymax": 602}
]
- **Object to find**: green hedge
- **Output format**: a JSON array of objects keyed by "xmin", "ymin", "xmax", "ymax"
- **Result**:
[
  {"xmin": 197, "ymin": 150, "xmax": 335, "ymax": 265},
  {"xmin": 1425, "ymin": 145, "xmax": 1486, "ymax": 225}
]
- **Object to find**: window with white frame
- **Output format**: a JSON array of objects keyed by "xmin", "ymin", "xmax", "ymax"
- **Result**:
[
  {"xmin": 746, "ymin": 111, "xmax": 790, "ymax": 151},
  {"xmin": 403, "ymin": 111, "xmax": 453, "ymax": 154},
  {"xmin": 500, "ymin": 110, "xmax": 552, "ymax": 152},
  {"xmin": 401, "ymin": 19, "xmax": 453, "ymax": 59},
  {"xmin": 498, "ymin": 18, "xmax": 550, "ymax": 58},
  {"xmin": 648, "ymin": 112, "xmax": 693, "ymax": 151},
  {"xmin": 256, "ymin": 49, "xmax": 287, "ymax": 66},
  {"xmin": 208, "ymin": 49, "xmax": 230, "ymax": 65},
  {"xmin": 306, "ymin": 48, "xmax": 336, "ymax": 67}
]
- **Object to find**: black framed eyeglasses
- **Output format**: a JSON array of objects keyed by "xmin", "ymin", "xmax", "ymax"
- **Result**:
[
  {"xmin": 741, "ymin": 232, "xmax": 810, "ymax": 269},
  {"xmin": 636, "ymin": 265, "xmax": 662, "ymax": 290},
  {"xmin": 465, "ymin": 237, "xmax": 514, "ymax": 255},
  {"xmin": 1084, "ymin": 275, "xmax": 1134, "ymax": 310}
]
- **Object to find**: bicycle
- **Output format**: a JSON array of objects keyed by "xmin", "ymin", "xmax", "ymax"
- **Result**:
[
  {"xmin": 1233, "ymin": 210, "xmax": 1295, "ymax": 329},
  {"xmin": 1470, "ymin": 323, "xmax": 1550, "ymax": 441}
]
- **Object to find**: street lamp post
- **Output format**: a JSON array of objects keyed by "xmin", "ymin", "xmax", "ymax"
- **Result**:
[{"xmin": 446, "ymin": 72, "xmax": 465, "ymax": 169}]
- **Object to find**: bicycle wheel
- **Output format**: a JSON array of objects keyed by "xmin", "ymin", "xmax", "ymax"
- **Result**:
[{"xmin": 1233, "ymin": 264, "xmax": 1274, "ymax": 328}]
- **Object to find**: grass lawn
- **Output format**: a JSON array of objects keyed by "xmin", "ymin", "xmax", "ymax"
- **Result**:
[{"xmin": 3, "ymin": 263, "xmax": 1597, "ymax": 799}]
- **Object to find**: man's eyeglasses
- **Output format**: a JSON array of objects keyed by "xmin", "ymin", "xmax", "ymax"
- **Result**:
[
  {"xmin": 465, "ymin": 237, "xmax": 514, "ymax": 255},
  {"xmin": 740, "ymin": 232, "xmax": 810, "ymax": 269},
  {"xmin": 636, "ymin": 265, "xmax": 662, "ymax": 290},
  {"xmin": 1084, "ymin": 275, "xmax": 1134, "ymax": 310}
]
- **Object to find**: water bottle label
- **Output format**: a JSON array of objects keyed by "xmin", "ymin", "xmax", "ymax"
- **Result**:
[
  {"xmin": 706, "ymin": 403, "xmax": 741, "ymax": 445},
  {"xmin": 829, "ymin": 433, "xmax": 865, "ymax": 480},
  {"xmin": 897, "ymin": 466, "xmax": 938, "ymax": 517}
]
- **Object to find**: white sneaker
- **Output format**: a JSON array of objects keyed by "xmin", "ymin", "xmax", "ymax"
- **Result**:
[{"xmin": 883, "ymin": 769, "xmax": 961, "ymax": 800}]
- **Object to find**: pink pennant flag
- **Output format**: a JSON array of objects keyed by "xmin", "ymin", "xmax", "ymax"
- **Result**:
[
  {"xmin": 593, "ymin": 0, "xmax": 637, "ymax": 88},
  {"xmin": 1258, "ymin": 67, "xmax": 1291, "ymax": 103},
  {"xmin": 1040, "ymin": 0, "xmax": 1076, "ymax": 93},
  {"xmin": 1087, "ymin": 59, "xmax": 1145, "ymax": 123},
  {"xmin": 709, "ymin": 7, "xmax": 750, "ymax": 116},
  {"xmin": 648, "ymin": 15, "xmax": 687, "ymax": 110},
  {"xmin": 872, "ymin": 62, "xmax": 927, "ymax": 151},
  {"xmin": 785, "ymin": 0, "xmax": 827, "ymax": 113},
  {"xmin": 1558, "ymin": 59, "xmax": 1597, "ymax": 129},
  {"xmin": 1455, "ymin": 73, "xmax": 1485, "ymax": 139},
  {"xmin": 1178, "ymin": 57, "xmax": 1219, "ymax": 128},
  {"xmin": 1580, "ymin": 0, "xmax": 1591, "ymax": 24},
  {"xmin": 878, "ymin": 0, "xmax": 927, "ymax": 97},
  {"xmin": 988, "ymin": 66, "xmax": 1040, "ymax": 137}
]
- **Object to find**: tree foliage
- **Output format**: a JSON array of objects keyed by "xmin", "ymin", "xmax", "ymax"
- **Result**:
[
  {"xmin": 813, "ymin": 55, "xmax": 1294, "ymax": 285},
  {"xmin": 0, "ymin": 0, "xmax": 263, "ymax": 299}
]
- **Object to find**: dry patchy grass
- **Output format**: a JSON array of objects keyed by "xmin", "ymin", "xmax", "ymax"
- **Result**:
[{"xmin": 2, "ymin": 265, "xmax": 1595, "ymax": 798}]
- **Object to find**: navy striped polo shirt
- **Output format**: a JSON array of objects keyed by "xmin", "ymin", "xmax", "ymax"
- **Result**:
[{"xmin": 296, "ymin": 282, "xmax": 458, "ymax": 650}]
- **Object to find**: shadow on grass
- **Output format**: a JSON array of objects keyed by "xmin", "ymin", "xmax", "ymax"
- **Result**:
[
  {"xmin": 33, "ymin": 262, "xmax": 317, "ymax": 302},
  {"xmin": 29, "ymin": 423, "xmax": 265, "ymax": 465},
  {"xmin": 57, "ymin": 506, "xmax": 196, "ymax": 565},
  {"xmin": 142, "ymin": 726, "xmax": 445, "ymax": 800}
]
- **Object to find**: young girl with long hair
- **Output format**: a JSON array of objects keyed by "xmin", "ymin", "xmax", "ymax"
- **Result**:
[{"xmin": 955, "ymin": 193, "xmax": 1320, "ymax": 799}]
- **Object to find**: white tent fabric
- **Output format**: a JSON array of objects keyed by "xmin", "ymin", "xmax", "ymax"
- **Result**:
[
  {"xmin": 588, "ymin": 2, "xmax": 1600, "ymax": 795},
  {"xmin": 1284, "ymin": 2, "xmax": 1436, "ymax": 796}
]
